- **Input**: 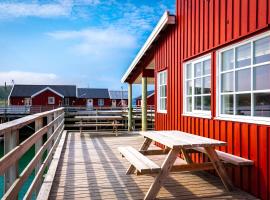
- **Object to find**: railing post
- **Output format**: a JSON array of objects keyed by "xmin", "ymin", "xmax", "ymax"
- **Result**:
[
  {"xmin": 35, "ymin": 117, "xmax": 43, "ymax": 194},
  {"xmin": 4, "ymin": 129, "xmax": 19, "ymax": 197},
  {"xmin": 47, "ymin": 113, "xmax": 53, "ymax": 152},
  {"xmin": 142, "ymin": 77, "xmax": 148, "ymax": 131}
]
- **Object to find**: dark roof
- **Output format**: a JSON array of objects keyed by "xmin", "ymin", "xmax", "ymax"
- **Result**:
[
  {"xmin": 9, "ymin": 84, "xmax": 77, "ymax": 97},
  {"xmin": 77, "ymin": 88, "xmax": 110, "ymax": 99},
  {"xmin": 109, "ymin": 91, "xmax": 128, "ymax": 100},
  {"xmin": 136, "ymin": 90, "xmax": 155, "ymax": 100}
]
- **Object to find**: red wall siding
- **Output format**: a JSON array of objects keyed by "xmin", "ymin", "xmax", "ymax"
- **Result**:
[
  {"xmin": 32, "ymin": 90, "xmax": 63, "ymax": 106},
  {"xmin": 10, "ymin": 97, "xmax": 24, "ymax": 105},
  {"xmin": 151, "ymin": 0, "xmax": 270, "ymax": 199}
]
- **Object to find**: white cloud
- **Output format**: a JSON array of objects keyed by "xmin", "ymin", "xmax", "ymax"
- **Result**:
[
  {"xmin": 0, "ymin": 0, "xmax": 99, "ymax": 19},
  {"xmin": 0, "ymin": 71, "xmax": 63, "ymax": 85},
  {"xmin": 47, "ymin": 27, "xmax": 137, "ymax": 55}
]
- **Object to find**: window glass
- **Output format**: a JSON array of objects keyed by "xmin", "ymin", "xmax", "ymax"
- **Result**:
[
  {"xmin": 194, "ymin": 63, "xmax": 202, "ymax": 77},
  {"xmin": 202, "ymin": 96, "xmax": 211, "ymax": 111},
  {"xmin": 254, "ymin": 36, "xmax": 270, "ymax": 64},
  {"xmin": 236, "ymin": 43, "xmax": 251, "ymax": 68},
  {"xmin": 221, "ymin": 49, "xmax": 234, "ymax": 71},
  {"xmin": 194, "ymin": 96, "xmax": 202, "ymax": 110},
  {"xmin": 254, "ymin": 64, "xmax": 270, "ymax": 90},
  {"xmin": 186, "ymin": 80, "xmax": 192, "ymax": 95},
  {"xmin": 158, "ymin": 70, "xmax": 167, "ymax": 112},
  {"xmin": 184, "ymin": 56, "xmax": 211, "ymax": 115},
  {"xmin": 203, "ymin": 59, "xmax": 211, "ymax": 75},
  {"xmin": 219, "ymin": 33, "xmax": 270, "ymax": 121},
  {"xmin": 186, "ymin": 97, "xmax": 192, "ymax": 112},
  {"xmin": 186, "ymin": 64, "xmax": 192, "ymax": 79},
  {"xmin": 221, "ymin": 95, "xmax": 234, "ymax": 115},
  {"xmin": 236, "ymin": 94, "xmax": 251, "ymax": 116},
  {"xmin": 194, "ymin": 78, "xmax": 202, "ymax": 94},
  {"xmin": 203, "ymin": 76, "xmax": 211, "ymax": 94},
  {"xmin": 221, "ymin": 72, "xmax": 234, "ymax": 93},
  {"xmin": 254, "ymin": 93, "xmax": 270, "ymax": 117},
  {"xmin": 236, "ymin": 68, "xmax": 251, "ymax": 91}
]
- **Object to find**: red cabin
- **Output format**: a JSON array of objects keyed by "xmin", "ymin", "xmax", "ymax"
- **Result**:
[
  {"xmin": 121, "ymin": 1, "xmax": 270, "ymax": 199},
  {"xmin": 135, "ymin": 90, "xmax": 155, "ymax": 107},
  {"xmin": 8, "ymin": 84, "xmax": 77, "ymax": 107}
]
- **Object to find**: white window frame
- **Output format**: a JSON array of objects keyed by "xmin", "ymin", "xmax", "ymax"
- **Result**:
[
  {"xmin": 24, "ymin": 98, "xmax": 32, "ymax": 106},
  {"xmin": 98, "ymin": 99, "xmax": 104, "ymax": 106},
  {"xmin": 183, "ymin": 54, "xmax": 212, "ymax": 118},
  {"xmin": 216, "ymin": 31, "xmax": 270, "ymax": 125},
  {"xmin": 157, "ymin": 70, "xmax": 167, "ymax": 113},
  {"xmin": 48, "ymin": 97, "xmax": 55, "ymax": 105}
]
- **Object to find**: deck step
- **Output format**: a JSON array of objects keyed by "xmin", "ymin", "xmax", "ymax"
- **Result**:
[
  {"xmin": 118, "ymin": 146, "xmax": 161, "ymax": 174},
  {"xmin": 192, "ymin": 147, "xmax": 254, "ymax": 166}
]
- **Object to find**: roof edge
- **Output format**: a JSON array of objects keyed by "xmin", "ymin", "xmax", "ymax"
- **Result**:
[
  {"xmin": 31, "ymin": 87, "xmax": 64, "ymax": 98},
  {"xmin": 121, "ymin": 11, "xmax": 176, "ymax": 83}
]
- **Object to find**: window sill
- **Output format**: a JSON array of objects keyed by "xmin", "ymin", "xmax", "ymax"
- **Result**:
[
  {"xmin": 157, "ymin": 110, "xmax": 167, "ymax": 114},
  {"xmin": 182, "ymin": 113, "xmax": 212, "ymax": 119},
  {"xmin": 214, "ymin": 116, "xmax": 270, "ymax": 126}
]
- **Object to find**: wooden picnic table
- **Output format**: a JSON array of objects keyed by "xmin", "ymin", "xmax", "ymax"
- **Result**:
[
  {"xmin": 74, "ymin": 115, "xmax": 123, "ymax": 120},
  {"xmin": 120, "ymin": 130, "xmax": 234, "ymax": 200}
]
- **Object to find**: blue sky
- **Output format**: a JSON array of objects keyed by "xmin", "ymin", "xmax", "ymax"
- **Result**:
[{"xmin": 0, "ymin": 0, "xmax": 175, "ymax": 96}]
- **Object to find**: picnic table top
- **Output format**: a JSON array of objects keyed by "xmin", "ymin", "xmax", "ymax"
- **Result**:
[
  {"xmin": 75, "ymin": 115, "xmax": 123, "ymax": 120},
  {"xmin": 140, "ymin": 131, "xmax": 227, "ymax": 149}
]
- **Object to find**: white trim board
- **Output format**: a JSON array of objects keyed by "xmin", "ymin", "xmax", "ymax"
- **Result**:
[
  {"xmin": 121, "ymin": 11, "xmax": 175, "ymax": 83},
  {"xmin": 31, "ymin": 87, "xmax": 64, "ymax": 98}
]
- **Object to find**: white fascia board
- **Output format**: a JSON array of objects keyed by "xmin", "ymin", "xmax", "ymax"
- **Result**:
[
  {"xmin": 31, "ymin": 87, "xmax": 64, "ymax": 98},
  {"xmin": 121, "ymin": 11, "xmax": 175, "ymax": 83}
]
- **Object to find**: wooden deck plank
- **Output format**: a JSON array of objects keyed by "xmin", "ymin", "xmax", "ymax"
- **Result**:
[{"xmin": 49, "ymin": 132, "xmax": 257, "ymax": 200}]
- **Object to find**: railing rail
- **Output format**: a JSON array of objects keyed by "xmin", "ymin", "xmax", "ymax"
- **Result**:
[{"xmin": 0, "ymin": 107, "xmax": 65, "ymax": 200}]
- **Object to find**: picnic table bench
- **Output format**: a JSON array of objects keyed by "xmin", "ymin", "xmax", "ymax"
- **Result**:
[
  {"xmin": 118, "ymin": 131, "xmax": 253, "ymax": 200},
  {"xmin": 74, "ymin": 115, "xmax": 124, "ymax": 136}
]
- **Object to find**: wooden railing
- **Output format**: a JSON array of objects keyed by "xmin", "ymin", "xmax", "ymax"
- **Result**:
[{"xmin": 0, "ymin": 107, "xmax": 65, "ymax": 200}]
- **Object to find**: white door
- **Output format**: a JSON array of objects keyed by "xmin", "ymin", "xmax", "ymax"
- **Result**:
[
  {"xmin": 112, "ymin": 100, "xmax": 116, "ymax": 108},
  {"xmin": 87, "ymin": 99, "xmax": 93, "ymax": 109}
]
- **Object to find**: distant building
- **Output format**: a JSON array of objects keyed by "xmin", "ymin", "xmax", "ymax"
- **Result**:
[
  {"xmin": 77, "ymin": 88, "xmax": 111, "ymax": 108},
  {"xmin": 8, "ymin": 84, "xmax": 77, "ymax": 106},
  {"xmin": 109, "ymin": 90, "xmax": 128, "ymax": 107},
  {"xmin": 135, "ymin": 90, "xmax": 154, "ymax": 106}
]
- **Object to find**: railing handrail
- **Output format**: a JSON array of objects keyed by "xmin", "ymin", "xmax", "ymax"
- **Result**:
[
  {"xmin": 0, "ymin": 108, "xmax": 65, "ymax": 200},
  {"xmin": 0, "ymin": 107, "xmax": 64, "ymax": 136}
]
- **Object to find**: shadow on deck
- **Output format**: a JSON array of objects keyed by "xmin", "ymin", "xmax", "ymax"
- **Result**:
[{"xmin": 49, "ymin": 132, "xmax": 256, "ymax": 200}]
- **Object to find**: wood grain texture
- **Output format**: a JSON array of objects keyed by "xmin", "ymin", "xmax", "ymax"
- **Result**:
[{"xmin": 48, "ymin": 133, "xmax": 257, "ymax": 200}]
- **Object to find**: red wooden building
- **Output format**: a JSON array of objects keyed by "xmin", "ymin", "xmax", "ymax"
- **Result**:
[
  {"xmin": 135, "ymin": 90, "xmax": 155, "ymax": 106},
  {"xmin": 122, "ymin": 1, "xmax": 270, "ymax": 199},
  {"xmin": 8, "ymin": 85, "xmax": 77, "ymax": 106}
]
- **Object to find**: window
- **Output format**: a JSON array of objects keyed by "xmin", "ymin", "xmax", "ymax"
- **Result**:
[
  {"xmin": 184, "ymin": 55, "xmax": 211, "ymax": 117},
  {"xmin": 217, "ymin": 32, "xmax": 270, "ymax": 122},
  {"xmin": 157, "ymin": 70, "xmax": 167, "ymax": 113},
  {"xmin": 48, "ymin": 97, "xmax": 55, "ymax": 105},
  {"xmin": 64, "ymin": 98, "xmax": 69, "ymax": 106},
  {"xmin": 98, "ymin": 99, "xmax": 104, "ymax": 106},
  {"xmin": 24, "ymin": 98, "xmax": 32, "ymax": 106}
]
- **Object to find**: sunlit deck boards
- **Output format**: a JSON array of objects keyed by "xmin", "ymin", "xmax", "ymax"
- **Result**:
[{"xmin": 49, "ymin": 132, "xmax": 257, "ymax": 200}]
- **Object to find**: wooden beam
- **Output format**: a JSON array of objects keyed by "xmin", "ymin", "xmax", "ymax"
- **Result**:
[
  {"xmin": 141, "ymin": 77, "xmax": 147, "ymax": 131},
  {"xmin": 144, "ymin": 149, "xmax": 179, "ymax": 200},
  {"xmin": 4, "ymin": 129, "xmax": 19, "ymax": 196},
  {"xmin": 204, "ymin": 147, "xmax": 234, "ymax": 191},
  {"xmin": 128, "ymin": 83, "xmax": 133, "ymax": 131},
  {"xmin": 142, "ymin": 69, "xmax": 154, "ymax": 78}
]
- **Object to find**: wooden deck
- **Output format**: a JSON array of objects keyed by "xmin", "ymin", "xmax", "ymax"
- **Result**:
[{"xmin": 49, "ymin": 132, "xmax": 257, "ymax": 200}]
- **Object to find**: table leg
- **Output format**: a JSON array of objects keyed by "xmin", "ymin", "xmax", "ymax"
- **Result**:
[
  {"xmin": 126, "ymin": 138, "xmax": 152, "ymax": 174},
  {"xmin": 204, "ymin": 147, "xmax": 233, "ymax": 191},
  {"xmin": 181, "ymin": 148, "xmax": 193, "ymax": 164},
  {"xmin": 144, "ymin": 148, "xmax": 179, "ymax": 200}
]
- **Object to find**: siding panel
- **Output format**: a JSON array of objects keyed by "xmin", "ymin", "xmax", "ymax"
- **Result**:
[{"xmin": 153, "ymin": 0, "xmax": 270, "ymax": 198}]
